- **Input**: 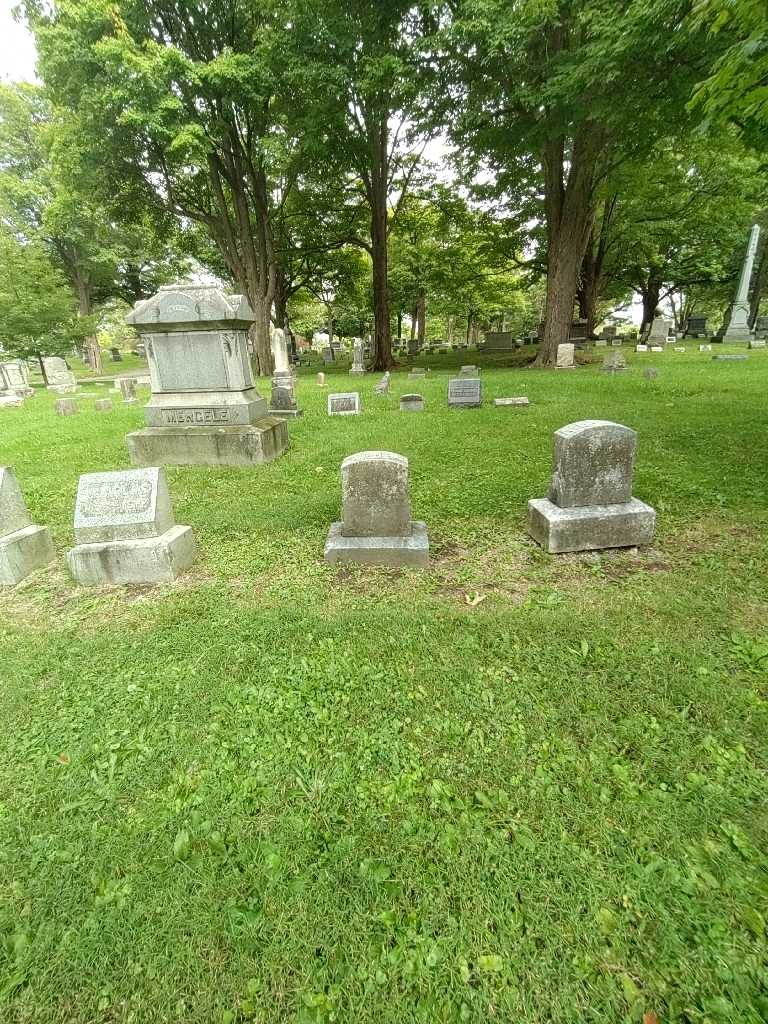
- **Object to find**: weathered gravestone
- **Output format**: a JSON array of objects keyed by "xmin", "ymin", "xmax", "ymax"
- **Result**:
[
  {"xmin": 42, "ymin": 357, "xmax": 76, "ymax": 390},
  {"xmin": 0, "ymin": 467, "xmax": 55, "ymax": 585},
  {"xmin": 494, "ymin": 396, "xmax": 530, "ymax": 406},
  {"xmin": 699, "ymin": 344, "xmax": 712, "ymax": 352},
  {"xmin": 647, "ymin": 317, "xmax": 670, "ymax": 344},
  {"xmin": 459, "ymin": 365, "xmax": 479, "ymax": 376},
  {"xmin": 684, "ymin": 314, "xmax": 708, "ymax": 338},
  {"xmin": 408, "ymin": 368, "xmax": 427, "ymax": 382},
  {"xmin": 748, "ymin": 338, "xmax": 766, "ymax": 349},
  {"xmin": 0, "ymin": 395, "xmax": 24, "ymax": 409},
  {"xmin": 269, "ymin": 327, "xmax": 302, "ymax": 418},
  {"xmin": 374, "ymin": 372, "xmax": 391, "ymax": 395},
  {"xmin": 527, "ymin": 420, "xmax": 656, "ymax": 554},
  {"xmin": 322, "ymin": 347, "xmax": 335, "ymax": 364},
  {"xmin": 124, "ymin": 284, "xmax": 288, "ymax": 467},
  {"xmin": 327, "ymin": 392, "xmax": 361, "ymax": 416},
  {"xmin": 602, "ymin": 352, "xmax": 627, "ymax": 373},
  {"xmin": 755, "ymin": 315, "xmax": 768, "ymax": 338},
  {"xmin": 324, "ymin": 451, "xmax": 429, "ymax": 567},
  {"xmin": 635, "ymin": 344, "xmax": 649, "ymax": 352},
  {"xmin": 448, "ymin": 377, "xmax": 482, "ymax": 408},
  {"xmin": 721, "ymin": 224, "xmax": 760, "ymax": 342},
  {"xmin": 66, "ymin": 467, "xmax": 198, "ymax": 585},
  {"xmin": 55, "ymin": 398, "xmax": 78, "ymax": 416},
  {"xmin": 119, "ymin": 379, "xmax": 137, "ymax": 403},
  {"xmin": 110, "ymin": 347, "xmax": 123, "ymax": 362},
  {"xmin": 595, "ymin": 339, "xmax": 608, "ymax": 347},
  {"xmin": 650, "ymin": 345, "xmax": 664, "ymax": 353},
  {"xmin": 95, "ymin": 399, "xmax": 113, "ymax": 412},
  {"xmin": 0, "ymin": 360, "xmax": 31, "ymax": 394},
  {"xmin": 674, "ymin": 346, "xmax": 686, "ymax": 353},
  {"xmin": 713, "ymin": 354, "xmax": 748, "ymax": 362},
  {"xmin": 350, "ymin": 339, "xmax": 366, "ymax": 376},
  {"xmin": 556, "ymin": 343, "xmax": 575, "ymax": 369},
  {"xmin": 400, "ymin": 393, "xmax": 425, "ymax": 412},
  {"xmin": 602, "ymin": 325, "xmax": 617, "ymax": 341},
  {"xmin": 317, "ymin": 372, "xmax": 326, "ymax": 387}
]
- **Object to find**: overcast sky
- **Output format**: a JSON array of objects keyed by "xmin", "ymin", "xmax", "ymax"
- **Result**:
[{"xmin": 1, "ymin": 1, "xmax": 37, "ymax": 82}]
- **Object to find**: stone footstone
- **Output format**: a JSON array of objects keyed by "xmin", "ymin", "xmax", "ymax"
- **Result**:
[
  {"xmin": 0, "ymin": 395, "xmax": 24, "ymax": 409},
  {"xmin": 494, "ymin": 397, "xmax": 529, "ymax": 406},
  {"xmin": 713, "ymin": 354, "xmax": 748, "ymax": 362},
  {"xmin": 324, "ymin": 451, "xmax": 429, "ymax": 568},
  {"xmin": 328, "ymin": 393, "xmax": 360, "ymax": 416},
  {"xmin": 748, "ymin": 339, "xmax": 766, "ymax": 349},
  {"xmin": 0, "ymin": 467, "xmax": 55, "ymax": 585},
  {"xmin": 528, "ymin": 420, "xmax": 655, "ymax": 554},
  {"xmin": 55, "ymin": 399, "xmax": 78, "ymax": 416},
  {"xmin": 66, "ymin": 467, "xmax": 198, "ymax": 585},
  {"xmin": 127, "ymin": 418, "xmax": 288, "ymax": 467},
  {"xmin": 400, "ymin": 394, "xmax": 425, "ymax": 412},
  {"xmin": 95, "ymin": 399, "xmax": 114, "ymax": 412}
]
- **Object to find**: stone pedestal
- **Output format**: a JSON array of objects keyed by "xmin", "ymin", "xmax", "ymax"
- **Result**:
[
  {"xmin": 0, "ymin": 468, "xmax": 55, "ymax": 585},
  {"xmin": 527, "ymin": 420, "xmax": 655, "ymax": 553},
  {"xmin": 67, "ymin": 467, "xmax": 198, "ymax": 585},
  {"xmin": 124, "ymin": 285, "xmax": 288, "ymax": 467},
  {"xmin": 324, "ymin": 451, "xmax": 429, "ymax": 568},
  {"xmin": 269, "ymin": 368, "xmax": 302, "ymax": 418}
]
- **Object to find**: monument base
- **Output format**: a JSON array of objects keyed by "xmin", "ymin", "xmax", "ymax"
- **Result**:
[
  {"xmin": 0, "ymin": 525, "xmax": 55, "ymax": 585},
  {"xmin": 126, "ymin": 417, "xmax": 288, "ymax": 467},
  {"xmin": 268, "ymin": 408, "xmax": 303, "ymax": 418},
  {"xmin": 527, "ymin": 498, "xmax": 655, "ymax": 554},
  {"xmin": 324, "ymin": 521, "xmax": 429, "ymax": 568},
  {"xmin": 748, "ymin": 339, "xmax": 765, "ymax": 349},
  {"xmin": 67, "ymin": 525, "xmax": 197, "ymax": 586},
  {"xmin": 349, "ymin": 368, "xmax": 366, "ymax": 376}
]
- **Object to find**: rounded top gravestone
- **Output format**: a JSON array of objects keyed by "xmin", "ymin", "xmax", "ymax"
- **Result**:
[
  {"xmin": 341, "ymin": 451, "xmax": 411, "ymax": 538},
  {"xmin": 549, "ymin": 420, "xmax": 637, "ymax": 508}
]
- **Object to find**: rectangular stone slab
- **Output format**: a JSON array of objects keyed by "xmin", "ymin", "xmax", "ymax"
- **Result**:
[
  {"xmin": 527, "ymin": 497, "xmax": 656, "ymax": 554},
  {"xmin": 324, "ymin": 521, "xmax": 429, "ymax": 567},
  {"xmin": 67, "ymin": 525, "xmax": 198, "ymax": 585},
  {"xmin": 74, "ymin": 467, "xmax": 174, "ymax": 544},
  {"xmin": 0, "ymin": 525, "xmax": 56, "ymax": 585},
  {"xmin": 127, "ymin": 419, "xmax": 288, "ymax": 467}
]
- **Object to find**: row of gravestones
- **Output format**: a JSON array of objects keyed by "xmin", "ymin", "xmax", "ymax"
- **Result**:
[
  {"xmin": 1, "ymin": 420, "xmax": 654, "ymax": 586},
  {"xmin": 324, "ymin": 375, "xmax": 531, "ymax": 414}
]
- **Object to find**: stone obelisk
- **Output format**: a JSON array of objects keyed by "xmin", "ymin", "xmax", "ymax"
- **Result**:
[{"xmin": 723, "ymin": 224, "xmax": 760, "ymax": 343}]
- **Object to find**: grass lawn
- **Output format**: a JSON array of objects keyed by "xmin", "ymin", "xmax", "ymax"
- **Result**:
[{"xmin": 1, "ymin": 347, "xmax": 768, "ymax": 1024}]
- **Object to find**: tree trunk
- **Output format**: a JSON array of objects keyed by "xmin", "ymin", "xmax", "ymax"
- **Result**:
[
  {"xmin": 38, "ymin": 353, "xmax": 48, "ymax": 385},
  {"xmin": 396, "ymin": 310, "xmax": 403, "ymax": 340},
  {"xmin": 416, "ymin": 287, "xmax": 426, "ymax": 346},
  {"xmin": 466, "ymin": 313, "xmax": 473, "ymax": 344},
  {"xmin": 447, "ymin": 315, "xmax": 455, "ymax": 345},
  {"xmin": 409, "ymin": 306, "xmax": 417, "ymax": 341},
  {"xmin": 640, "ymin": 276, "xmax": 662, "ymax": 336},
  {"xmin": 249, "ymin": 292, "xmax": 274, "ymax": 377},
  {"xmin": 75, "ymin": 273, "xmax": 102, "ymax": 375},
  {"xmin": 535, "ymin": 133, "xmax": 601, "ymax": 367},
  {"xmin": 368, "ymin": 119, "xmax": 393, "ymax": 372}
]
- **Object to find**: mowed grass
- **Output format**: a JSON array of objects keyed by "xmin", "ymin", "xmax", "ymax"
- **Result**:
[{"xmin": 1, "ymin": 347, "xmax": 768, "ymax": 1024}]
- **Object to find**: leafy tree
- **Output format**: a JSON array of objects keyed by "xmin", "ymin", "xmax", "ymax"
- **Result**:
[
  {"xmin": 448, "ymin": 0, "xmax": 726, "ymax": 365},
  {"xmin": 0, "ymin": 224, "xmax": 81, "ymax": 373}
]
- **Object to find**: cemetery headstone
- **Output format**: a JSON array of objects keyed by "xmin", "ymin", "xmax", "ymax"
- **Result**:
[
  {"xmin": 713, "ymin": 354, "xmax": 748, "ymax": 362},
  {"xmin": 42, "ymin": 357, "xmax": 76, "ymax": 390},
  {"xmin": 400, "ymin": 393, "xmax": 425, "ymax": 412},
  {"xmin": 721, "ymin": 224, "xmax": 760, "ymax": 343},
  {"xmin": 408, "ymin": 368, "xmax": 427, "ymax": 382},
  {"xmin": 647, "ymin": 317, "xmax": 670, "ymax": 344},
  {"xmin": 602, "ymin": 326, "xmax": 617, "ymax": 340},
  {"xmin": 327, "ymin": 392, "xmax": 361, "ymax": 416},
  {"xmin": 269, "ymin": 327, "xmax": 302, "ymax": 418},
  {"xmin": 556, "ymin": 343, "xmax": 575, "ymax": 368},
  {"xmin": 494, "ymin": 397, "xmax": 530, "ymax": 406},
  {"xmin": 602, "ymin": 352, "xmax": 627, "ymax": 373},
  {"xmin": 459, "ymin": 365, "xmax": 479, "ymax": 376},
  {"xmin": 674, "ymin": 346, "xmax": 686, "ymax": 353},
  {"xmin": 448, "ymin": 377, "xmax": 482, "ymax": 408},
  {"xmin": 324, "ymin": 451, "xmax": 429, "ymax": 567},
  {"xmin": 95, "ymin": 399, "xmax": 114, "ymax": 412},
  {"xmin": 748, "ymin": 338, "xmax": 766, "ymax": 349},
  {"xmin": 699, "ymin": 344, "xmax": 712, "ymax": 352},
  {"xmin": 110, "ymin": 347, "xmax": 123, "ymax": 362},
  {"xmin": 595, "ymin": 339, "xmax": 608, "ymax": 347},
  {"xmin": 66, "ymin": 467, "xmax": 198, "ymax": 585},
  {"xmin": 0, "ymin": 360, "xmax": 31, "ymax": 394},
  {"xmin": 55, "ymin": 398, "xmax": 78, "ymax": 416},
  {"xmin": 350, "ymin": 338, "xmax": 366, "ymax": 376},
  {"xmin": 124, "ymin": 284, "xmax": 288, "ymax": 466},
  {"xmin": 374, "ymin": 372, "xmax": 391, "ymax": 396},
  {"xmin": 611, "ymin": 338, "xmax": 623, "ymax": 347},
  {"xmin": 683, "ymin": 314, "xmax": 708, "ymax": 338},
  {"xmin": 527, "ymin": 420, "xmax": 656, "ymax": 553},
  {"xmin": 322, "ymin": 347, "xmax": 335, "ymax": 364},
  {"xmin": 755, "ymin": 315, "xmax": 768, "ymax": 338},
  {"xmin": 317, "ymin": 372, "xmax": 326, "ymax": 387},
  {"xmin": 119, "ymin": 378, "xmax": 137, "ymax": 403},
  {"xmin": 0, "ymin": 467, "xmax": 56, "ymax": 585},
  {"xmin": 483, "ymin": 331, "xmax": 516, "ymax": 352},
  {"xmin": 650, "ymin": 345, "xmax": 664, "ymax": 353},
  {"xmin": 643, "ymin": 367, "xmax": 659, "ymax": 380},
  {"xmin": 0, "ymin": 395, "xmax": 24, "ymax": 409}
]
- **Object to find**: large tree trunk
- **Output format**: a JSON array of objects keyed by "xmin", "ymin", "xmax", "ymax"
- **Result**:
[
  {"xmin": 367, "ymin": 116, "xmax": 393, "ymax": 372},
  {"xmin": 249, "ymin": 291, "xmax": 274, "ymax": 377},
  {"xmin": 639, "ymin": 275, "xmax": 663, "ymax": 336},
  {"xmin": 76, "ymin": 273, "xmax": 102, "ymax": 375},
  {"xmin": 535, "ymin": 133, "xmax": 601, "ymax": 367},
  {"xmin": 416, "ymin": 288, "xmax": 426, "ymax": 346},
  {"xmin": 447, "ymin": 315, "xmax": 455, "ymax": 345}
]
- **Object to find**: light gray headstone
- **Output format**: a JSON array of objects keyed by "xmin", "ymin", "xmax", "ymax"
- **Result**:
[
  {"xmin": 95, "ymin": 399, "xmax": 113, "ymax": 412},
  {"xmin": 494, "ymin": 396, "xmax": 529, "ymax": 406},
  {"xmin": 73, "ymin": 467, "xmax": 175, "ymax": 544},
  {"xmin": 448, "ymin": 377, "xmax": 482, "ymax": 407},
  {"xmin": 328, "ymin": 392, "xmax": 360, "ymax": 416},
  {"xmin": 341, "ymin": 451, "xmax": 410, "ymax": 538},
  {"xmin": 635, "ymin": 344, "xmax": 649, "ymax": 352},
  {"xmin": 317, "ymin": 372, "xmax": 326, "ymax": 387},
  {"xmin": 55, "ymin": 399, "xmax": 78, "ymax": 416},
  {"xmin": 271, "ymin": 327, "xmax": 290, "ymax": 373},
  {"xmin": 643, "ymin": 367, "xmax": 659, "ymax": 380},
  {"xmin": 119, "ymin": 378, "xmax": 137, "ymax": 402},
  {"xmin": 400, "ymin": 393, "xmax": 425, "ymax": 412},
  {"xmin": 556, "ymin": 343, "xmax": 575, "ymax": 368},
  {"xmin": 0, "ymin": 395, "xmax": 24, "ymax": 409},
  {"xmin": 0, "ymin": 467, "xmax": 32, "ymax": 538},
  {"xmin": 549, "ymin": 420, "xmax": 636, "ymax": 508}
]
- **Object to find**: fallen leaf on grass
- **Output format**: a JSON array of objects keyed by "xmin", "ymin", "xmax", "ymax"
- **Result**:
[
  {"xmin": 643, "ymin": 1013, "xmax": 659, "ymax": 1024},
  {"xmin": 464, "ymin": 592, "xmax": 487, "ymax": 607},
  {"xmin": 56, "ymin": 753, "xmax": 70, "ymax": 765}
]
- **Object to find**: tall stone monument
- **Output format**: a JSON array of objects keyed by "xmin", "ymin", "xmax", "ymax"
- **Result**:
[
  {"xmin": 527, "ymin": 420, "xmax": 656, "ymax": 553},
  {"xmin": 350, "ymin": 338, "xmax": 366, "ymax": 376},
  {"xmin": 124, "ymin": 285, "xmax": 288, "ymax": 466},
  {"xmin": 269, "ymin": 326, "xmax": 302, "ymax": 417},
  {"xmin": 722, "ymin": 224, "xmax": 760, "ymax": 343},
  {"xmin": 0, "ymin": 467, "xmax": 56, "ymax": 585}
]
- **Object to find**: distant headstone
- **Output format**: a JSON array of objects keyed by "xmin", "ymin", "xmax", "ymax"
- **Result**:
[
  {"xmin": 66, "ymin": 467, "xmax": 198, "ymax": 585},
  {"xmin": 674, "ymin": 346, "xmax": 686, "ymax": 353},
  {"xmin": 650, "ymin": 345, "xmax": 664, "ymax": 353},
  {"xmin": 721, "ymin": 224, "xmax": 760, "ymax": 342},
  {"xmin": 494, "ymin": 397, "xmax": 530, "ymax": 406},
  {"xmin": 110, "ymin": 347, "xmax": 123, "ymax": 362},
  {"xmin": 408, "ymin": 369, "xmax": 427, "ymax": 381},
  {"xmin": 483, "ymin": 332, "xmax": 516, "ymax": 352},
  {"xmin": 699, "ymin": 344, "xmax": 712, "ymax": 352},
  {"xmin": 647, "ymin": 317, "xmax": 670, "ymax": 343},
  {"xmin": 269, "ymin": 331, "xmax": 302, "ymax": 418},
  {"xmin": 602, "ymin": 326, "xmax": 617, "ymax": 340},
  {"xmin": 595, "ymin": 339, "xmax": 608, "ymax": 348},
  {"xmin": 683, "ymin": 314, "xmax": 708, "ymax": 338},
  {"xmin": 317, "ymin": 372, "xmax": 326, "ymax": 387},
  {"xmin": 400, "ymin": 393, "xmax": 425, "ymax": 412},
  {"xmin": 0, "ymin": 395, "xmax": 24, "ymax": 409},
  {"xmin": 611, "ymin": 338, "xmax": 623, "ymax": 347},
  {"xmin": 328, "ymin": 392, "xmax": 361, "ymax": 416},
  {"xmin": 322, "ymin": 348, "xmax": 334, "ymax": 364},
  {"xmin": 748, "ymin": 338, "xmax": 766, "ymax": 349},
  {"xmin": 556, "ymin": 343, "xmax": 575, "ymax": 369},
  {"xmin": 119, "ymin": 379, "xmax": 137, "ymax": 403},
  {"xmin": 602, "ymin": 352, "xmax": 627, "ymax": 373},
  {"xmin": 569, "ymin": 320, "xmax": 588, "ymax": 342},
  {"xmin": 324, "ymin": 451, "xmax": 429, "ymax": 567},
  {"xmin": 350, "ymin": 338, "xmax": 366, "ymax": 376},
  {"xmin": 527, "ymin": 420, "xmax": 655, "ymax": 553},
  {"xmin": 755, "ymin": 315, "xmax": 768, "ymax": 338},
  {"xmin": 55, "ymin": 399, "xmax": 78, "ymax": 416},
  {"xmin": 95, "ymin": 399, "xmax": 113, "ymax": 412},
  {"xmin": 459, "ymin": 365, "xmax": 478, "ymax": 376},
  {"xmin": 448, "ymin": 377, "xmax": 482, "ymax": 408},
  {"xmin": 643, "ymin": 367, "xmax": 659, "ymax": 380},
  {"xmin": 713, "ymin": 354, "xmax": 748, "ymax": 362},
  {"xmin": 0, "ymin": 467, "xmax": 55, "ymax": 585},
  {"xmin": 43, "ymin": 357, "xmax": 76, "ymax": 389},
  {"xmin": 0, "ymin": 360, "xmax": 29, "ymax": 392},
  {"xmin": 374, "ymin": 372, "xmax": 391, "ymax": 396}
]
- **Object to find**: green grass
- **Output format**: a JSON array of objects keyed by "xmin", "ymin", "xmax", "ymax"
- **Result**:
[{"xmin": 1, "ymin": 347, "xmax": 768, "ymax": 1024}]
